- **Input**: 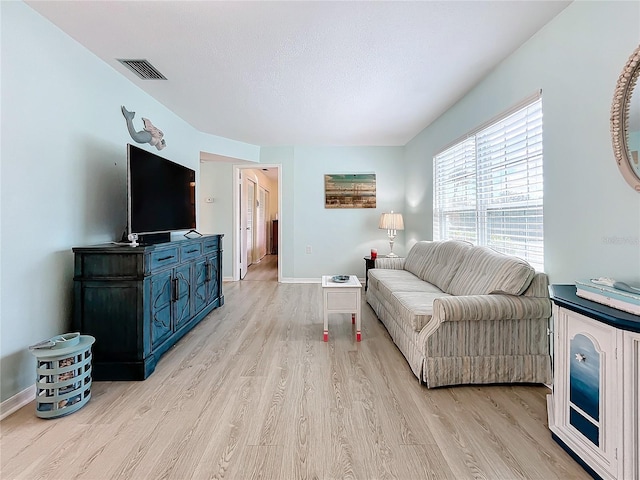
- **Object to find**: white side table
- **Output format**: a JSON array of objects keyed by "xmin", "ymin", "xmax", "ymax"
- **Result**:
[{"xmin": 321, "ymin": 275, "xmax": 362, "ymax": 342}]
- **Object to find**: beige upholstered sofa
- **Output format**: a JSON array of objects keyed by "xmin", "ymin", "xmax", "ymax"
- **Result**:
[{"xmin": 366, "ymin": 240, "xmax": 552, "ymax": 388}]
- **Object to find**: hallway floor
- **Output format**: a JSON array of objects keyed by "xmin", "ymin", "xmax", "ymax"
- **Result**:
[{"xmin": 244, "ymin": 254, "xmax": 277, "ymax": 282}]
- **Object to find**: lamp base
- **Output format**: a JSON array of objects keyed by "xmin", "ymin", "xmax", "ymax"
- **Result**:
[{"xmin": 386, "ymin": 234, "xmax": 398, "ymax": 258}]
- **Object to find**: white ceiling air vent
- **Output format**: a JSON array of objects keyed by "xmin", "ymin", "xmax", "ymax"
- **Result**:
[{"xmin": 118, "ymin": 59, "xmax": 167, "ymax": 80}]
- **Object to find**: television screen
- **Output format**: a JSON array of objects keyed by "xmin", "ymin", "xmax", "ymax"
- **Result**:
[{"xmin": 127, "ymin": 144, "xmax": 196, "ymax": 234}]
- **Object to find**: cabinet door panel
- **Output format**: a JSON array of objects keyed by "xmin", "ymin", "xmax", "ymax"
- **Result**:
[
  {"xmin": 206, "ymin": 254, "xmax": 219, "ymax": 303},
  {"xmin": 569, "ymin": 333, "xmax": 601, "ymax": 446},
  {"xmin": 174, "ymin": 264, "xmax": 192, "ymax": 329},
  {"xmin": 150, "ymin": 271, "xmax": 172, "ymax": 348},
  {"xmin": 194, "ymin": 258, "xmax": 207, "ymax": 313},
  {"xmin": 566, "ymin": 318, "xmax": 614, "ymax": 451},
  {"xmin": 554, "ymin": 309, "xmax": 619, "ymax": 478},
  {"xmin": 81, "ymin": 283, "xmax": 140, "ymax": 359}
]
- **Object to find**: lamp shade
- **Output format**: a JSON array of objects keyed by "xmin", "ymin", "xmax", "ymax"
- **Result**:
[{"xmin": 378, "ymin": 212, "xmax": 404, "ymax": 230}]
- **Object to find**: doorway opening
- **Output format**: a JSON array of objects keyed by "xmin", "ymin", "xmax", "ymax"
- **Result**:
[{"xmin": 233, "ymin": 165, "xmax": 281, "ymax": 282}]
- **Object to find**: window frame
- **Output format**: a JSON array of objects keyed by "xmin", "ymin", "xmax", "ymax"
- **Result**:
[{"xmin": 433, "ymin": 92, "xmax": 544, "ymax": 271}]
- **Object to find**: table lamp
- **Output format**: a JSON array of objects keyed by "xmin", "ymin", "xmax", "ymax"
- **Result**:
[{"xmin": 378, "ymin": 211, "xmax": 404, "ymax": 257}]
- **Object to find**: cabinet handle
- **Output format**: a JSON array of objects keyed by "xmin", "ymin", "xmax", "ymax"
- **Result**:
[
  {"xmin": 172, "ymin": 278, "xmax": 179, "ymax": 302},
  {"xmin": 186, "ymin": 249, "xmax": 198, "ymax": 254},
  {"xmin": 158, "ymin": 255, "xmax": 175, "ymax": 262},
  {"xmin": 575, "ymin": 353, "xmax": 587, "ymax": 362}
]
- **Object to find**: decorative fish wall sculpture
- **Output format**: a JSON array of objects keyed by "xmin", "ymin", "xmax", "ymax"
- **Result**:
[{"xmin": 121, "ymin": 106, "xmax": 166, "ymax": 150}]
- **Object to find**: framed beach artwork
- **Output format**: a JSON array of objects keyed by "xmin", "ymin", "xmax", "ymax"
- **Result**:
[{"xmin": 324, "ymin": 173, "xmax": 376, "ymax": 209}]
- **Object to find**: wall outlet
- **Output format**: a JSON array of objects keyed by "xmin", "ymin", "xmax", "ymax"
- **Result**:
[{"xmin": 306, "ymin": 245, "xmax": 312, "ymax": 254}]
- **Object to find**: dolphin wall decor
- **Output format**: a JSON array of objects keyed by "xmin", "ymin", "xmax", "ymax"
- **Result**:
[{"xmin": 121, "ymin": 106, "xmax": 166, "ymax": 150}]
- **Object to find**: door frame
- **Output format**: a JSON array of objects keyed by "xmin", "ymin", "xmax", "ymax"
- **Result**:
[
  {"xmin": 232, "ymin": 164, "xmax": 282, "ymax": 282},
  {"xmin": 238, "ymin": 171, "xmax": 254, "ymax": 280},
  {"xmin": 245, "ymin": 175, "xmax": 257, "ymax": 268},
  {"xmin": 255, "ymin": 184, "xmax": 268, "ymax": 261}
]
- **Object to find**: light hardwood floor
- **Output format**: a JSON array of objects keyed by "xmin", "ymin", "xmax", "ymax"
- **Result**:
[
  {"xmin": 244, "ymin": 255, "xmax": 278, "ymax": 282},
  {"xmin": 1, "ymin": 276, "xmax": 588, "ymax": 479}
]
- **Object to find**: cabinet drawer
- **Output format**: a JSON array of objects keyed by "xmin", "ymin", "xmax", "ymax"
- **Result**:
[
  {"xmin": 203, "ymin": 237, "xmax": 219, "ymax": 253},
  {"xmin": 149, "ymin": 247, "xmax": 179, "ymax": 272},
  {"xmin": 180, "ymin": 243, "xmax": 202, "ymax": 261},
  {"xmin": 326, "ymin": 291, "xmax": 359, "ymax": 311}
]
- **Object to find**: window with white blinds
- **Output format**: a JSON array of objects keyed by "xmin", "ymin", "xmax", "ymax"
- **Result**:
[{"xmin": 433, "ymin": 96, "xmax": 544, "ymax": 271}]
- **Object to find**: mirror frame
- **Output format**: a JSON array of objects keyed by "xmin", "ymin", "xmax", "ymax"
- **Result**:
[{"xmin": 611, "ymin": 44, "xmax": 640, "ymax": 192}]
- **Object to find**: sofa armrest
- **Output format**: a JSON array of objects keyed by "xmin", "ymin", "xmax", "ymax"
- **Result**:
[
  {"xmin": 374, "ymin": 257, "xmax": 405, "ymax": 270},
  {"xmin": 432, "ymin": 294, "xmax": 551, "ymax": 323}
]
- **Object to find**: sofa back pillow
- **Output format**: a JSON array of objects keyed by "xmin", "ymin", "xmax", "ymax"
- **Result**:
[
  {"xmin": 404, "ymin": 241, "xmax": 438, "ymax": 279},
  {"xmin": 423, "ymin": 240, "xmax": 473, "ymax": 291},
  {"xmin": 404, "ymin": 240, "xmax": 472, "ymax": 292},
  {"xmin": 446, "ymin": 246, "xmax": 535, "ymax": 296}
]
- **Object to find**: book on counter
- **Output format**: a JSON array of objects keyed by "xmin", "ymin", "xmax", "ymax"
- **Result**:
[{"xmin": 575, "ymin": 279, "xmax": 640, "ymax": 316}]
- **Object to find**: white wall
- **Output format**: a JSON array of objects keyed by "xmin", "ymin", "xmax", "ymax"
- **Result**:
[
  {"xmin": 260, "ymin": 146, "xmax": 405, "ymax": 281},
  {"xmin": 0, "ymin": 2, "xmax": 258, "ymax": 403},
  {"xmin": 199, "ymin": 161, "xmax": 235, "ymax": 278},
  {"xmin": 405, "ymin": 1, "xmax": 640, "ymax": 284}
]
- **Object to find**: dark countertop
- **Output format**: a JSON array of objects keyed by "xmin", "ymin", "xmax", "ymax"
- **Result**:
[
  {"xmin": 549, "ymin": 284, "xmax": 640, "ymax": 333},
  {"xmin": 73, "ymin": 234, "xmax": 224, "ymax": 253}
]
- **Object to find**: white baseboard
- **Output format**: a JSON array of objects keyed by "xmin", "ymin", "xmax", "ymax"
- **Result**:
[
  {"xmin": 281, "ymin": 277, "xmax": 366, "ymax": 284},
  {"xmin": 281, "ymin": 277, "xmax": 320, "ymax": 283},
  {"xmin": 226, "ymin": 277, "xmax": 366, "ymax": 284},
  {"xmin": 1, "ymin": 385, "xmax": 35, "ymax": 420}
]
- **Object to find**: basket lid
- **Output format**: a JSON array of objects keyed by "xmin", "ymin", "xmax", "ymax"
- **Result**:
[{"xmin": 29, "ymin": 333, "xmax": 81, "ymax": 351}]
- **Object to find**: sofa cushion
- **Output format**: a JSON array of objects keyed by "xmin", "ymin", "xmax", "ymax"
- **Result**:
[
  {"xmin": 404, "ymin": 240, "xmax": 472, "ymax": 292},
  {"xmin": 391, "ymin": 291, "xmax": 451, "ymax": 332},
  {"xmin": 368, "ymin": 269, "xmax": 442, "ymax": 303},
  {"xmin": 446, "ymin": 246, "xmax": 535, "ymax": 296}
]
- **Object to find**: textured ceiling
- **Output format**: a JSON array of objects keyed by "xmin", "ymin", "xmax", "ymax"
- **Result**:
[{"xmin": 26, "ymin": 1, "xmax": 571, "ymax": 146}]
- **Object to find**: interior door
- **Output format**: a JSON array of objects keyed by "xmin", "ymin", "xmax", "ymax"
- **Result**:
[
  {"xmin": 239, "ymin": 173, "xmax": 247, "ymax": 280},
  {"xmin": 246, "ymin": 178, "xmax": 256, "ymax": 267},
  {"xmin": 257, "ymin": 186, "xmax": 267, "ymax": 260}
]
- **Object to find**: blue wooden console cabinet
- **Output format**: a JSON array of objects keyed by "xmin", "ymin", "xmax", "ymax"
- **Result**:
[{"xmin": 73, "ymin": 234, "xmax": 224, "ymax": 381}]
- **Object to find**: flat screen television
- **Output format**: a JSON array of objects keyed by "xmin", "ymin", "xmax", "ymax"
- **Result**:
[{"xmin": 127, "ymin": 144, "xmax": 196, "ymax": 236}]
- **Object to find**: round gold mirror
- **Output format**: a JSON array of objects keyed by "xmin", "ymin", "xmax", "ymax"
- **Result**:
[{"xmin": 611, "ymin": 44, "xmax": 640, "ymax": 192}]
